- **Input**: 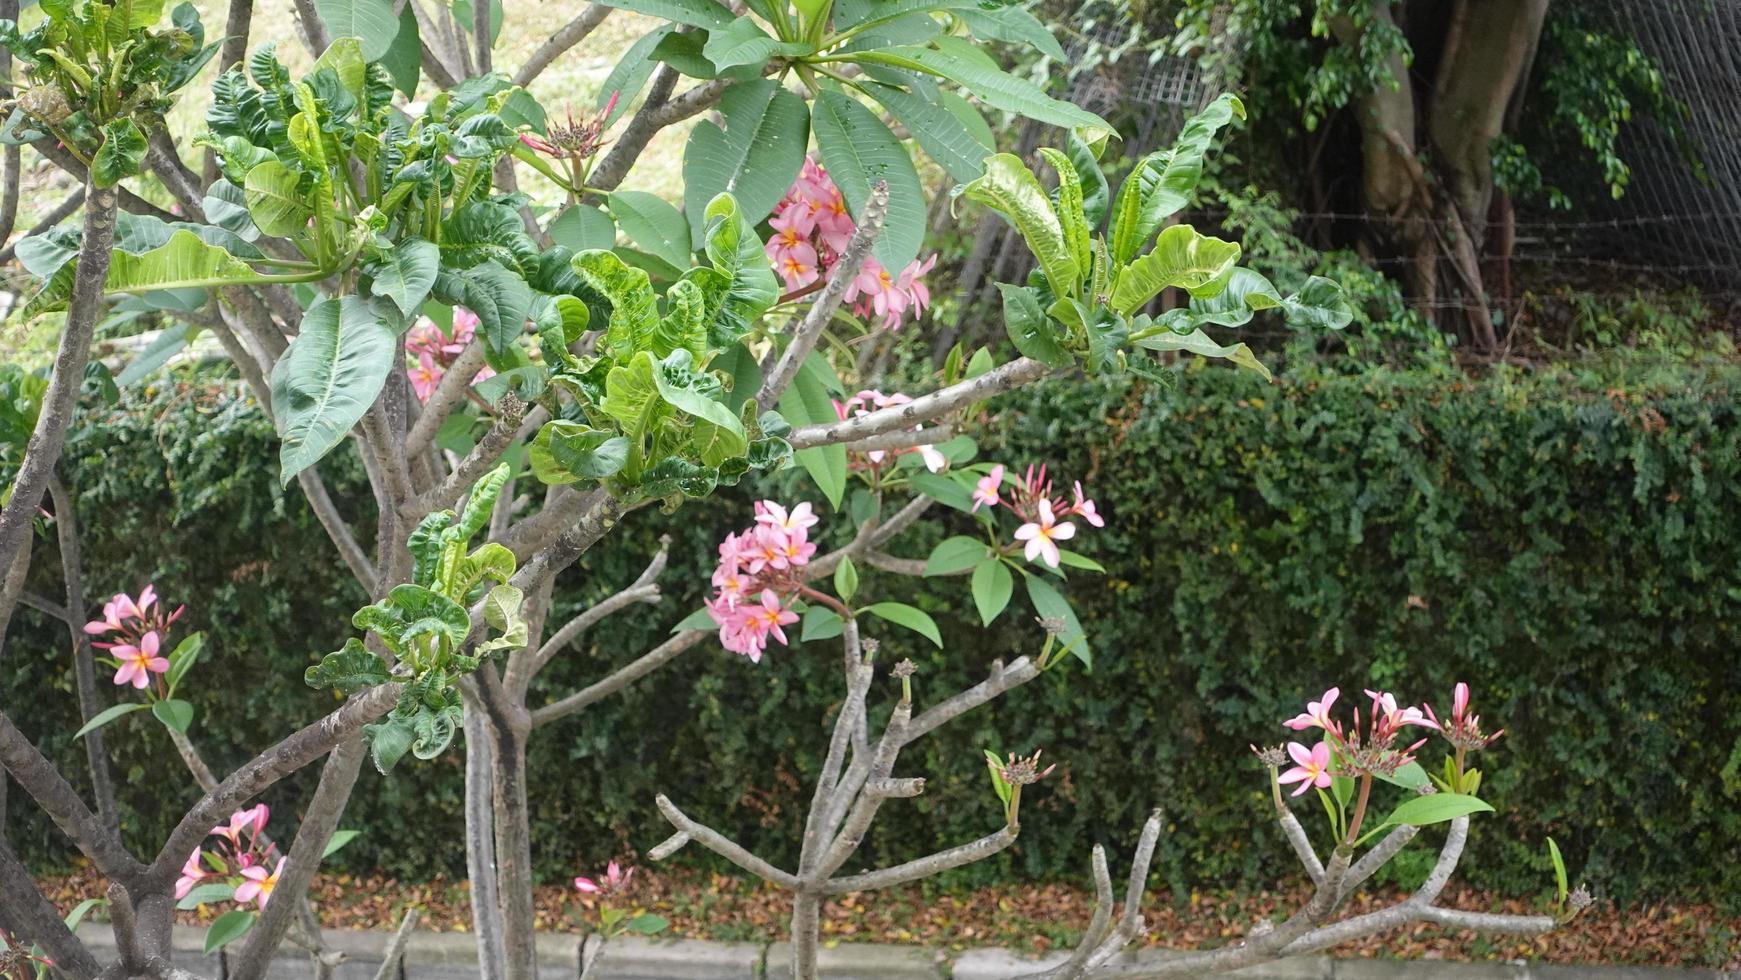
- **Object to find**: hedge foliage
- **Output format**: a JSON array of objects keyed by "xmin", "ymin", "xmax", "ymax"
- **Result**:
[{"xmin": 7, "ymin": 357, "xmax": 1739, "ymax": 904}]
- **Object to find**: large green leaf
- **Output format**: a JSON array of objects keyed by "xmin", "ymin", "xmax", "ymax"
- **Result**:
[
  {"xmin": 971, "ymin": 558, "xmax": 1013, "ymax": 625},
  {"xmin": 452, "ymin": 462, "xmax": 510, "ymax": 543},
  {"xmin": 1110, "ymin": 225, "xmax": 1241, "ymax": 314},
  {"xmin": 1283, "ymin": 275, "xmax": 1355, "ymax": 331},
  {"xmin": 1037, "ymin": 147, "xmax": 1090, "ymax": 277},
  {"xmin": 607, "ymin": 191, "xmax": 694, "ymax": 271},
  {"xmin": 861, "ymin": 601, "xmax": 943, "ymax": 648},
  {"xmin": 999, "ymin": 283, "xmax": 1074, "ymax": 367},
  {"xmin": 654, "ymin": 278, "xmax": 709, "ymax": 360},
  {"xmin": 243, "ymin": 160, "xmax": 312, "ymax": 238},
  {"xmin": 953, "ymin": 5, "xmax": 1066, "ymax": 61},
  {"xmin": 702, "ymin": 15, "xmax": 813, "ymax": 67},
  {"xmin": 311, "ymin": 35, "xmax": 369, "ymax": 100},
  {"xmin": 104, "ymin": 229, "xmax": 260, "ymax": 294},
  {"xmin": 1381, "ymin": 792, "xmax": 1495, "ymax": 828},
  {"xmin": 305, "ymin": 638, "xmax": 391, "ymax": 693},
  {"xmin": 812, "ymin": 90, "xmax": 925, "ymax": 271},
  {"xmin": 1178, "ymin": 266, "xmax": 1283, "ymax": 329},
  {"xmin": 368, "ymin": 238, "xmax": 440, "ymax": 317},
  {"xmin": 91, "ymin": 119, "xmax": 147, "ymax": 188},
  {"xmin": 1142, "ymin": 93, "xmax": 1244, "ymax": 229},
  {"xmin": 858, "ymin": 39, "xmax": 1112, "ymax": 140},
  {"xmin": 73, "ymin": 702, "xmax": 148, "ymax": 739},
  {"xmin": 598, "ymin": 25, "xmax": 675, "ymax": 125},
  {"xmin": 547, "ymin": 205, "xmax": 616, "ymax": 251},
  {"xmin": 572, "ymin": 249, "xmax": 659, "ymax": 360},
  {"xmin": 925, "ymin": 536, "xmax": 989, "ymax": 576},
  {"xmin": 862, "ymin": 81, "xmax": 988, "ymax": 183},
  {"xmin": 777, "ymin": 353, "xmax": 846, "ymax": 507},
  {"xmin": 594, "ymin": 0, "xmax": 734, "ymax": 29},
  {"xmin": 357, "ymin": 584, "xmax": 470, "ymax": 647},
  {"xmin": 695, "ymin": 193, "xmax": 779, "ymax": 344},
  {"xmin": 601, "ymin": 352, "xmax": 666, "ymax": 466},
  {"xmin": 1025, "ymin": 575, "xmax": 1090, "ymax": 666},
  {"xmin": 1134, "ymin": 327, "xmax": 1270, "ymax": 381},
  {"xmin": 203, "ymin": 909, "xmax": 256, "ymax": 954},
  {"xmin": 379, "ymin": 3, "xmax": 421, "ymax": 95},
  {"xmin": 962, "ymin": 154, "xmax": 1077, "ymax": 296},
  {"xmin": 682, "ymin": 79, "xmax": 811, "ymax": 238},
  {"xmin": 269, "ymin": 296, "xmax": 397, "ymax": 485},
  {"xmin": 314, "ymin": 0, "xmax": 400, "ymax": 60},
  {"xmin": 653, "ymin": 349, "xmax": 745, "ymax": 436},
  {"xmin": 431, "ymin": 260, "xmax": 531, "ymax": 356}
]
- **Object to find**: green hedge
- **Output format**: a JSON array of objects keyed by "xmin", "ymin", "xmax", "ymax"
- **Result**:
[{"xmin": 6, "ymin": 360, "xmax": 1739, "ymax": 904}]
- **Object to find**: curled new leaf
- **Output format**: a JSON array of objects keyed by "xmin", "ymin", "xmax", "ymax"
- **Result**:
[{"xmin": 304, "ymin": 638, "xmax": 391, "ymax": 693}]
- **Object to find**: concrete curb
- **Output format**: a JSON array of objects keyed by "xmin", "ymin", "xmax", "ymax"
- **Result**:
[{"xmin": 74, "ymin": 923, "xmax": 1734, "ymax": 979}]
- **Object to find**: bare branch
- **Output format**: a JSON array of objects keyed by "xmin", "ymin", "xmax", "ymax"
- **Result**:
[
  {"xmin": 653, "ymin": 794, "xmax": 801, "ymax": 889},
  {"xmin": 1340, "ymin": 824, "xmax": 1417, "ymax": 897},
  {"xmin": 0, "ymin": 838, "xmax": 104, "ymax": 979},
  {"xmin": 823, "ymin": 824, "xmax": 1018, "ymax": 894},
  {"xmin": 0, "ymin": 709, "xmax": 142, "ymax": 880},
  {"xmin": 31, "ymin": 140, "xmax": 176, "ymax": 221},
  {"xmin": 18, "ymin": 589, "xmax": 70, "ymax": 624},
  {"xmin": 836, "ymin": 423, "xmax": 956, "ymax": 457},
  {"xmin": 291, "ymin": 0, "xmax": 333, "ymax": 55},
  {"xmin": 404, "ymin": 341, "xmax": 487, "ymax": 457},
  {"xmin": 46, "ymin": 474, "xmax": 120, "ymax": 832},
  {"xmin": 513, "ymin": 6, "xmax": 611, "ymax": 86},
  {"xmin": 0, "ymin": 181, "xmax": 117, "ymax": 616},
  {"xmin": 371, "ymin": 908, "xmax": 422, "ymax": 980},
  {"xmin": 297, "ymin": 469, "xmax": 379, "ymax": 595},
  {"xmin": 0, "ymin": 145, "xmax": 20, "ymax": 250},
  {"xmin": 518, "ymin": 538, "xmax": 669, "ymax": 690},
  {"xmin": 905, "ymin": 655, "xmax": 1038, "ymax": 745},
  {"xmin": 471, "ymin": 0, "xmax": 493, "ymax": 72},
  {"xmin": 1277, "ymin": 808, "xmax": 1325, "ymax": 885},
  {"xmin": 405, "ymin": 393, "xmax": 523, "ymax": 518},
  {"xmin": 787, "ymin": 358, "xmax": 1052, "ymax": 450},
  {"xmin": 531, "ymin": 630, "xmax": 707, "ymax": 728},
  {"xmin": 758, "ymin": 182, "xmax": 890, "ymax": 408}
]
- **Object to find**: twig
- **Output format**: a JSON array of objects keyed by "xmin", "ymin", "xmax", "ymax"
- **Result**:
[
  {"xmin": 513, "ymin": 6, "xmax": 612, "ymax": 86},
  {"xmin": 404, "ymin": 341, "xmax": 487, "ymax": 457},
  {"xmin": 518, "ymin": 539, "xmax": 668, "ymax": 689},
  {"xmin": 404, "ymin": 393, "xmax": 524, "ymax": 518},
  {"xmin": 297, "ymin": 469, "xmax": 379, "ymax": 595},
  {"xmin": 370, "ymin": 908, "xmax": 422, "ymax": 980},
  {"xmin": 822, "ymin": 825, "xmax": 1019, "ymax": 894},
  {"xmin": 786, "ymin": 358, "xmax": 1052, "ymax": 450},
  {"xmin": 653, "ymin": 794, "xmax": 801, "ymax": 889},
  {"xmin": 46, "ymin": 474, "xmax": 120, "ymax": 833},
  {"xmin": 531, "ymin": 631, "xmax": 707, "ymax": 727}
]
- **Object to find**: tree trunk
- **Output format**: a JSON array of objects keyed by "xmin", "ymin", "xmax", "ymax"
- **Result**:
[
  {"xmin": 491, "ymin": 707, "xmax": 537, "ymax": 980},
  {"xmin": 1427, "ymin": 0, "xmax": 1551, "ymax": 246},
  {"xmin": 464, "ymin": 690, "xmax": 508, "ymax": 980}
]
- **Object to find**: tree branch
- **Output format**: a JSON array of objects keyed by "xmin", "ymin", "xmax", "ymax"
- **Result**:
[
  {"xmin": 653, "ymin": 794, "xmax": 801, "ymax": 889},
  {"xmin": 515, "ymin": 537, "xmax": 668, "ymax": 695},
  {"xmin": 404, "ymin": 341, "xmax": 487, "ymax": 457},
  {"xmin": 514, "ymin": 7, "xmax": 612, "ymax": 86},
  {"xmin": 46, "ymin": 473, "xmax": 120, "ymax": 833},
  {"xmin": 297, "ymin": 469, "xmax": 378, "ymax": 595},
  {"xmin": 0, "ymin": 709, "xmax": 142, "ymax": 880},
  {"xmin": 531, "ymin": 630, "xmax": 706, "ymax": 728},
  {"xmin": 823, "ymin": 824, "xmax": 1018, "ymax": 894},
  {"xmin": 404, "ymin": 393, "xmax": 523, "ymax": 519},
  {"xmin": 0, "ymin": 188, "xmax": 85, "ymax": 266},
  {"xmin": 786, "ymin": 358, "xmax": 1052, "ymax": 450},
  {"xmin": 0, "ymin": 838, "xmax": 104, "ymax": 979},
  {"xmin": 371, "ymin": 908, "xmax": 422, "ymax": 980},
  {"xmin": 0, "ymin": 181, "xmax": 116, "ymax": 594}
]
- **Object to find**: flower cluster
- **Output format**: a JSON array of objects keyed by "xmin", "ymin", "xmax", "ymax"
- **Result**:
[
  {"xmin": 519, "ymin": 93, "xmax": 619, "ymax": 161},
  {"xmin": 573, "ymin": 860, "xmax": 633, "ymax": 896},
  {"xmin": 972, "ymin": 464, "xmax": 1104, "ymax": 568},
  {"xmin": 765, "ymin": 157, "xmax": 937, "ymax": 329},
  {"xmin": 705, "ymin": 502, "xmax": 819, "ymax": 661},
  {"xmin": 84, "ymin": 585, "xmax": 185, "ymax": 693},
  {"xmin": 406, "ymin": 307, "xmax": 495, "ymax": 402},
  {"xmin": 0, "ymin": 925, "xmax": 53, "ymax": 978},
  {"xmin": 174, "ymin": 804, "xmax": 285, "ymax": 910},
  {"xmin": 1274, "ymin": 683, "xmax": 1504, "ymax": 796},
  {"xmin": 1424, "ymin": 682, "xmax": 1504, "ymax": 752},
  {"xmin": 832, "ymin": 389, "xmax": 948, "ymax": 473}
]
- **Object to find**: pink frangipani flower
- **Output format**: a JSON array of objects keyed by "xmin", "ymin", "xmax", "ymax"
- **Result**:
[
  {"xmin": 234, "ymin": 857, "xmax": 284, "ymax": 908},
  {"xmin": 1072, "ymin": 481, "xmax": 1105, "ymax": 528},
  {"xmin": 1284, "ymin": 688, "xmax": 1340, "ymax": 732},
  {"xmin": 1014, "ymin": 499, "xmax": 1075, "ymax": 568},
  {"xmin": 973, "ymin": 465, "xmax": 1005, "ymax": 512},
  {"xmin": 1277, "ymin": 741, "xmax": 1334, "ymax": 797},
  {"xmin": 112, "ymin": 631, "xmax": 168, "ymax": 689},
  {"xmin": 575, "ymin": 861, "xmax": 634, "ymax": 896},
  {"xmin": 174, "ymin": 850, "xmax": 208, "ymax": 900}
]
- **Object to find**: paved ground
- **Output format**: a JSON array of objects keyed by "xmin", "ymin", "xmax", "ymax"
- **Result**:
[{"xmin": 76, "ymin": 924, "xmax": 1735, "ymax": 979}]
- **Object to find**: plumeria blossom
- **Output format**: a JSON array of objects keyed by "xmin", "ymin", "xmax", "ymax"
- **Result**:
[
  {"xmin": 112, "ymin": 631, "xmax": 169, "ymax": 689},
  {"xmin": 574, "ymin": 860, "xmax": 634, "ymax": 896},
  {"xmin": 1424, "ymin": 682, "xmax": 1505, "ymax": 751},
  {"xmin": 1279, "ymin": 685, "xmax": 1435, "ymax": 778},
  {"xmin": 707, "ymin": 502, "xmax": 819, "ymax": 661},
  {"xmin": 1277, "ymin": 741, "xmax": 1335, "ymax": 796},
  {"xmin": 766, "ymin": 157, "xmax": 936, "ymax": 328},
  {"xmin": 234, "ymin": 856, "xmax": 285, "ymax": 908},
  {"xmin": 519, "ymin": 93, "xmax": 618, "ymax": 160},
  {"xmin": 1014, "ymin": 499, "xmax": 1076, "ymax": 568},
  {"xmin": 175, "ymin": 803, "xmax": 283, "ymax": 911},
  {"xmin": 85, "ymin": 585, "xmax": 186, "ymax": 695},
  {"xmin": 832, "ymin": 390, "xmax": 948, "ymax": 474},
  {"xmin": 973, "ymin": 465, "xmax": 1005, "ymax": 512},
  {"xmin": 0, "ymin": 925, "xmax": 54, "ymax": 976},
  {"xmin": 1284, "ymin": 687, "xmax": 1340, "ymax": 732},
  {"xmin": 403, "ymin": 307, "xmax": 495, "ymax": 403}
]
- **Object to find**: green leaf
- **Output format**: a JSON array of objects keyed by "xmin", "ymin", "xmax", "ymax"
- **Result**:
[
  {"xmin": 999, "ymin": 283, "xmax": 1072, "ymax": 368},
  {"xmin": 381, "ymin": 584, "xmax": 471, "ymax": 645},
  {"xmin": 369, "ymin": 239, "xmax": 440, "ymax": 318},
  {"xmin": 311, "ymin": 35, "xmax": 369, "ymax": 100},
  {"xmin": 573, "ymin": 249, "xmax": 660, "ymax": 360},
  {"xmin": 673, "ymin": 606, "xmax": 716, "ymax": 633},
  {"xmin": 105, "ymin": 229, "xmax": 261, "ymax": 295},
  {"xmin": 203, "ymin": 909, "xmax": 256, "ymax": 954},
  {"xmin": 1284, "ymin": 275, "xmax": 1354, "ymax": 331},
  {"xmin": 811, "ymin": 90, "xmax": 926, "ymax": 272},
  {"xmin": 777, "ymin": 354, "xmax": 847, "ymax": 507},
  {"xmin": 1375, "ymin": 760, "xmax": 1432, "ymax": 792},
  {"xmin": 970, "ymin": 558, "xmax": 1013, "ymax": 626},
  {"xmin": 858, "ymin": 40, "xmax": 1112, "ymax": 140},
  {"xmin": 453, "ymin": 462, "xmax": 510, "ymax": 543},
  {"xmin": 862, "ymin": 80, "xmax": 988, "ymax": 183},
  {"xmin": 601, "ymin": 352, "xmax": 666, "ymax": 468},
  {"xmin": 1179, "ymin": 267, "xmax": 1283, "ymax": 329},
  {"xmin": 1056, "ymin": 549, "xmax": 1105, "ymax": 572},
  {"xmin": 1110, "ymin": 225, "xmax": 1241, "ymax": 314},
  {"xmin": 177, "ymin": 883, "xmax": 235, "ymax": 910},
  {"xmin": 627, "ymin": 913, "xmax": 670, "ymax": 935},
  {"xmin": 163, "ymin": 631, "xmax": 204, "ymax": 694},
  {"xmin": 962, "ymin": 155, "xmax": 1077, "ymax": 296},
  {"xmin": 653, "ymin": 348, "xmax": 744, "ymax": 437},
  {"xmin": 243, "ymin": 160, "xmax": 313, "ymax": 238},
  {"xmin": 909, "ymin": 470, "xmax": 973, "ymax": 512},
  {"xmin": 984, "ymin": 747, "xmax": 1012, "ymax": 805},
  {"xmin": 63, "ymin": 896, "xmax": 106, "ymax": 932},
  {"xmin": 73, "ymin": 702, "xmax": 148, "ymax": 739},
  {"xmin": 598, "ymin": 25, "xmax": 675, "ymax": 125},
  {"xmin": 477, "ymin": 583, "xmax": 529, "ymax": 654},
  {"xmin": 594, "ymin": 0, "xmax": 734, "ymax": 30},
  {"xmin": 269, "ymin": 296, "xmax": 398, "ymax": 485},
  {"xmin": 1037, "ymin": 147, "xmax": 1091, "ymax": 282},
  {"xmin": 1135, "ymin": 327, "xmax": 1270, "ymax": 381},
  {"xmin": 116, "ymin": 323, "xmax": 192, "ymax": 386},
  {"xmin": 801, "ymin": 606, "xmax": 844, "ymax": 642},
  {"xmin": 1142, "ymin": 93, "xmax": 1244, "ymax": 227},
  {"xmin": 703, "ymin": 15, "xmax": 813, "ymax": 67},
  {"xmin": 682, "ymin": 79, "xmax": 811, "ymax": 237},
  {"xmin": 322, "ymin": 829, "xmax": 362, "ymax": 859},
  {"xmin": 1547, "ymin": 837, "xmax": 1568, "ymax": 904},
  {"xmin": 379, "ymin": 3, "xmax": 421, "ymax": 95},
  {"xmin": 696, "ymin": 193, "xmax": 780, "ymax": 345},
  {"xmin": 926, "ymin": 535, "xmax": 988, "ymax": 576},
  {"xmin": 365, "ymin": 715, "xmax": 417, "ymax": 774},
  {"xmin": 548, "ymin": 425, "xmax": 631, "ymax": 481},
  {"xmin": 1066, "ymin": 132, "xmax": 1110, "ymax": 229},
  {"xmin": 306, "ymin": 638, "xmax": 391, "ymax": 693},
  {"xmin": 548, "ymin": 205, "xmax": 616, "ymax": 251},
  {"xmin": 953, "ymin": 5, "xmax": 1066, "ymax": 60},
  {"xmin": 1024, "ymin": 575, "xmax": 1090, "ymax": 666},
  {"xmin": 91, "ymin": 120, "xmax": 147, "ymax": 188},
  {"xmin": 152, "ymin": 698, "xmax": 194, "ymax": 734},
  {"xmin": 314, "ymin": 0, "xmax": 400, "ymax": 60},
  {"xmin": 1382, "ymin": 792, "xmax": 1495, "ymax": 828},
  {"xmin": 431, "ymin": 260, "xmax": 531, "ymax": 356},
  {"xmin": 860, "ymin": 601, "xmax": 942, "ymax": 648},
  {"xmin": 834, "ymin": 556, "xmax": 860, "ymax": 602},
  {"xmin": 607, "ymin": 191, "xmax": 693, "ymax": 271}
]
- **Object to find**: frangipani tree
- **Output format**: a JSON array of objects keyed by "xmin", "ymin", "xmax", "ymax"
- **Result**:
[{"xmin": 0, "ymin": 2, "xmax": 1580, "ymax": 980}]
